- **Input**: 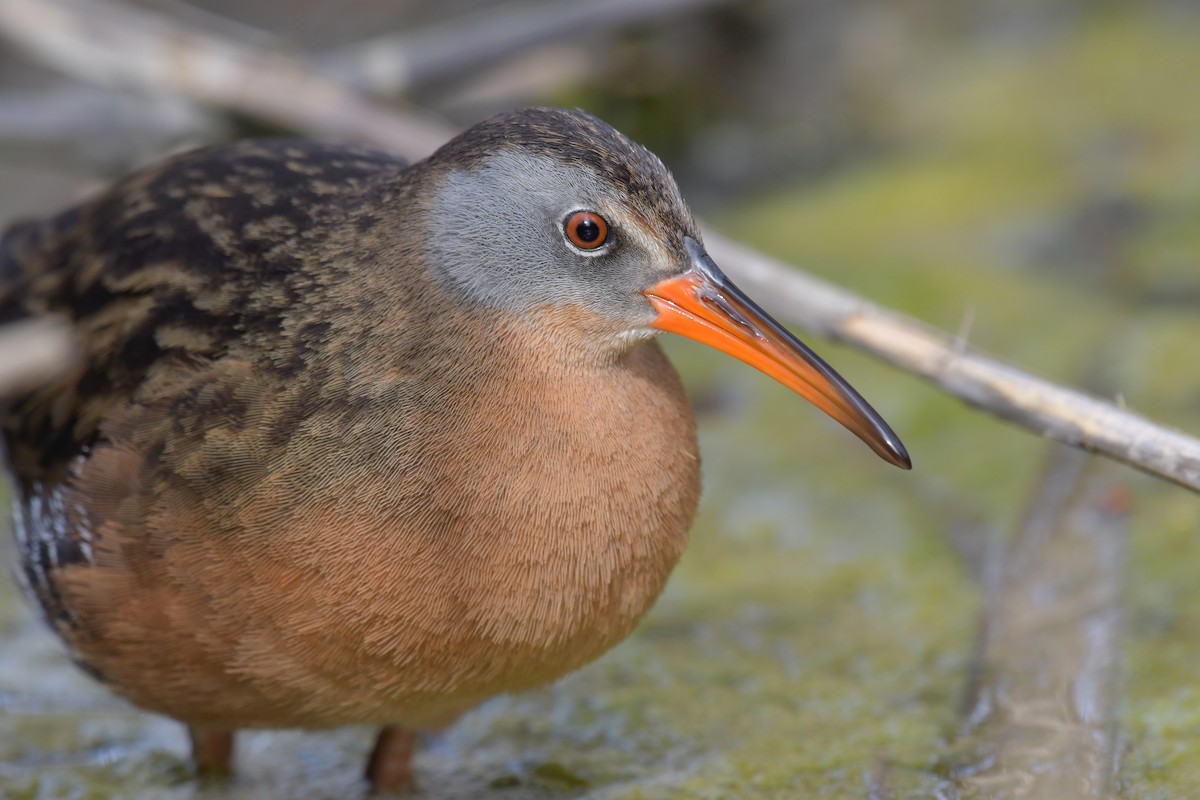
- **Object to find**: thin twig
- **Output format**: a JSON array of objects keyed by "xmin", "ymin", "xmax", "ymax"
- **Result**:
[
  {"xmin": 1, "ymin": 0, "xmax": 1198, "ymax": 492},
  {"xmin": 319, "ymin": 0, "xmax": 736, "ymax": 95}
]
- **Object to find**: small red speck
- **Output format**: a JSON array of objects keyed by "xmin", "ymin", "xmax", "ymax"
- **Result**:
[{"xmin": 1099, "ymin": 485, "xmax": 1134, "ymax": 517}]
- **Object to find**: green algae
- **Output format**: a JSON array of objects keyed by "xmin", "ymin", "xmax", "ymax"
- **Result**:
[{"xmin": 715, "ymin": 8, "xmax": 1200, "ymax": 796}]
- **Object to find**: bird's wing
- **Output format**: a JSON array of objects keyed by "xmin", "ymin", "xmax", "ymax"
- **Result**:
[
  {"xmin": 2, "ymin": 138, "xmax": 409, "ymax": 484},
  {"xmin": 1, "ymin": 139, "xmax": 410, "ymax": 629}
]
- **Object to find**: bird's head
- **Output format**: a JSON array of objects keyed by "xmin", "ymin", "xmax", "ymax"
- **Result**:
[{"xmin": 421, "ymin": 107, "xmax": 910, "ymax": 469}]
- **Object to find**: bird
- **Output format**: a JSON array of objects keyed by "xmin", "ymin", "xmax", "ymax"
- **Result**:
[{"xmin": 0, "ymin": 107, "xmax": 909, "ymax": 793}]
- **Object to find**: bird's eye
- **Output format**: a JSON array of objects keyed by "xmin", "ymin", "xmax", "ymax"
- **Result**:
[{"xmin": 563, "ymin": 211, "xmax": 610, "ymax": 252}]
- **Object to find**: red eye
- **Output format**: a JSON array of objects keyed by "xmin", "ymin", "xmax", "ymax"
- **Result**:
[{"xmin": 563, "ymin": 211, "xmax": 610, "ymax": 250}]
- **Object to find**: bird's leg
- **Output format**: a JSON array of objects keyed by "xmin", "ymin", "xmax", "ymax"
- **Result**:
[
  {"xmin": 366, "ymin": 725, "xmax": 417, "ymax": 794},
  {"xmin": 187, "ymin": 725, "xmax": 235, "ymax": 777}
]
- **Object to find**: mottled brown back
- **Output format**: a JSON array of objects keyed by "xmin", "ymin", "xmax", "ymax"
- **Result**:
[
  {"xmin": 2, "ymin": 139, "xmax": 408, "ymax": 483},
  {"xmin": 1, "ymin": 139, "xmax": 415, "ymax": 631}
]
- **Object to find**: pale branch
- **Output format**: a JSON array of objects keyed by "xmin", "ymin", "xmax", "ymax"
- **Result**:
[
  {"xmin": 0, "ymin": 0, "xmax": 449, "ymax": 160},
  {"xmin": 1, "ymin": 0, "xmax": 1198, "ymax": 492},
  {"xmin": 707, "ymin": 234, "xmax": 1200, "ymax": 492},
  {"xmin": 0, "ymin": 87, "xmax": 220, "ymax": 155},
  {"xmin": 0, "ymin": 318, "xmax": 75, "ymax": 397},
  {"xmin": 318, "ymin": 0, "xmax": 736, "ymax": 96}
]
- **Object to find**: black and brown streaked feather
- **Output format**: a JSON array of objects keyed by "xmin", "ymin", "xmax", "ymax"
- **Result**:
[{"xmin": 1, "ymin": 138, "xmax": 411, "ymax": 631}]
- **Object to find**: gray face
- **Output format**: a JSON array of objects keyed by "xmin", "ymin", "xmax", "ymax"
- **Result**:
[{"xmin": 426, "ymin": 148, "xmax": 694, "ymax": 341}]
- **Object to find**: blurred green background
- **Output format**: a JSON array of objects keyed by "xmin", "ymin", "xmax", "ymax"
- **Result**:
[{"xmin": 1, "ymin": 1, "xmax": 1199, "ymax": 797}]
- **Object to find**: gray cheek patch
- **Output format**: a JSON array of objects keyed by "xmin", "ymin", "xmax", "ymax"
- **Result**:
[
  {"xmin": 426, "ymin": 150, "xmax": 656, "ymax": 322},
  {"xmin": 429, "ymin": 151, "xmax": 585, "ymax": 311}
]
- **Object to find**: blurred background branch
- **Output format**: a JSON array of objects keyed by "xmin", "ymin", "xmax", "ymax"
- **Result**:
[
  {"xmin": 318, "ymin": 0, "xmax": 735, "ymax": 96},
  {"xmin": 0, "ymin": 87, "xmax": 220, "ymax": 161},
  {"xmin": 0, "ymin": 0, "xmax": 449, "ymax": 158}
]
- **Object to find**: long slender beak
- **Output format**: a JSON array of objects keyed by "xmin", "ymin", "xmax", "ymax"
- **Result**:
[{"xmin": 644, "ymin": 237, "xmax": 911, "ymax": 469}]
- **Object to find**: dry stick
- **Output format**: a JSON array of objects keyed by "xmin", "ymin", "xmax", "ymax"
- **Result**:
[
  {"xmin": 2, "ymin": 0, "xmax": 1199, "ymax": 493},
  {"xmin": 319, "ymin": 0, "xmax": 736, "ymax": 95}
]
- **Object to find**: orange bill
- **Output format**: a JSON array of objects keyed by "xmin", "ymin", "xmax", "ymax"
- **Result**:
[{"xmin": 645, "ymin": 237, "xmax": 911, "ymax": 469}]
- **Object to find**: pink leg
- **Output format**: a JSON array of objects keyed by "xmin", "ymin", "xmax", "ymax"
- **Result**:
[
  {"xmin": 366, "ymin": 725, "xmax": 417, "ymax": 794},
  {"xmin": 188, "ymin": 725, "xmax": 235, "ymax": 777}
]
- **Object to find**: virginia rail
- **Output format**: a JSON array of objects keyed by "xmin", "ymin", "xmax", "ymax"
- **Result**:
[{"xmin": 1, "ymin": 107, "xmax": 909, "ymax": 792}]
